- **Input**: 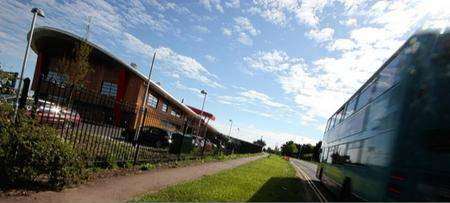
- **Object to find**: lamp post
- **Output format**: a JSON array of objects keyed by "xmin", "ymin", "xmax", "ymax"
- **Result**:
[
  {"xmin": 13, "ymin": 8, "xmax": 45, "ymax": 121},
  {"xmin": 228, "ymin": 119, "xmax": 234, "ymax": 154},
  {"xmin": 228, "ymin": 119, "xmax": 233, "ymax": 137},
  {"xmin": 196, "ymin": 90, "xmax": 207, "ymax": 138},
  {"xmin": 134, "ymin": 52, "xmax": 156, "ymax": 142},
  {"xmin": 197, "ymin": 90, "xmax": 207, "ymax": 156},
  {"xmin": 132, "ymin": 52, "xmax": 156, "ymax": 165}
]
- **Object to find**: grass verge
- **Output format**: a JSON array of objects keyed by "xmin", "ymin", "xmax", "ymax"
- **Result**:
[{"xmin": 134, "ymin": 155, "xmax": 307, "ymax": 202}]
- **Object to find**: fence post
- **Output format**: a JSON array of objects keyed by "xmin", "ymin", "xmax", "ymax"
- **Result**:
[
  {"xmin": 133, "ymin": 108, "xmax": 147, "ymax": 165},
  {"xmin": 177, "ymin": 118, "xmax": 189, "ymax": 158},
  {"xmin": 18, "ymin": 78, "xmax": 30, "ymax": 109}
]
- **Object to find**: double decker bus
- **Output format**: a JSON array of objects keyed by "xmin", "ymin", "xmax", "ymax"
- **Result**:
[{"xmin": 316, "ymin": 29, "xmax": 450, "ymax": 201}]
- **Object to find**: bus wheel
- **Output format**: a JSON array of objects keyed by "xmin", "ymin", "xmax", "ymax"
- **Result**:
[{"xmin": 339, "ymin": 177, "xmax": 352, "ymax": 201}]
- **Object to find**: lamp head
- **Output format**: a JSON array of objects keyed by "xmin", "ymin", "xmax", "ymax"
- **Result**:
[
  {"xmin": 200, "ymin": 90, "xmax": 207, "ymax": 95},
  {"xmin": 31, "ymin": 8, "xmax": 45, "ymax": 17}
]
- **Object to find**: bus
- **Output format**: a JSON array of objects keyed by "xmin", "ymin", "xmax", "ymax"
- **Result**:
[{"xmin": 316, "ymin": 29, "xmax": 450, "ymax": 201}]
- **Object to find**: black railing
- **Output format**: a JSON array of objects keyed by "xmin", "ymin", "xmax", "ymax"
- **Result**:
[{"xmin": 31, "ymin": 79, "xmax": 261, "ymax": 165}]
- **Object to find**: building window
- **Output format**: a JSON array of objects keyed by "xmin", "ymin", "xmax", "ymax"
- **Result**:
[
  {"xmin": 100, "ymin": 81, "xmax": 117, "ymax": 97},
  {"xmin": 46, "ymin": 71, "xmax": 66, "ymax": 84},
  {"xmin": 162, "ymin": 102, "xmax": 168, "ymax": 112},
  {"xmin": 171, "ymin": 109, "xmax": 181, "ymax": 118},
  {"xmin": 147, "ymin": 93, "xmax": 158, "ymax": 108}
]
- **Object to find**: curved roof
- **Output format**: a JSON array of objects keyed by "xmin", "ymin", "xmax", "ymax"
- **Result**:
[{"xmin": 30, "ymin": 26, "xmax": 201, "ymax": 120}]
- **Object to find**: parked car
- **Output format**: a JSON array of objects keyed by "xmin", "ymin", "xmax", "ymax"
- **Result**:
[
  {"xmin": 34, "ymin": 99, "xmax": 81, "ymax": 127},
  {"xmin": 138, "ymin": 126, "xmax": 172, "ymax": 148}
]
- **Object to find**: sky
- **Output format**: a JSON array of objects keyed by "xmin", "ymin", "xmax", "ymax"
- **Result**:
[{"xmin": 0, "ymin": 0, "xmax": 449, "ymax": 148}]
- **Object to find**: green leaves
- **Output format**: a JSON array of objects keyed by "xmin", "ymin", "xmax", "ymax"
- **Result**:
[{"xmin": 0, "ymin": 102, "xmax": 87, "ymax": 189}]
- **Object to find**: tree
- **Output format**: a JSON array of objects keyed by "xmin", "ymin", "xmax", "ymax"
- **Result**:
[
  {"xmin": 56, "ymin": 41, "xmax": 93, "ymax": 86},
  {"xmin": 253, "ymin": 138, "xmax": 266, "ymax": 147},
  {"xmin": 0, "ymin": 68, "xmax": 17, "ymax": 95},
  {"xmin": 281, "ymin": 141, "xmax": 298, "ymax": 157}
]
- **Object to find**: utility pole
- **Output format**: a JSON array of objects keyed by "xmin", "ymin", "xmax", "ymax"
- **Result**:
[{"xmin": 133, "ymin": 52, "xmax": 156, "ymax": 142}]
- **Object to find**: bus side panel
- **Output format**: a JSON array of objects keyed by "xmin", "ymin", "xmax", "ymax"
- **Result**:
[{"xmin": 320, "ymin": 84, "xmax": 404, "ymax": 201}]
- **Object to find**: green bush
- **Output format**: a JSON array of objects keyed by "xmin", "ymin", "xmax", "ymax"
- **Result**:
[
  {"xmin": 139, "ymin": 163, "xmax": 156, "ymax": 171},
  {"xmin": 0, "ymin": 102, "xmax": 86, "ymax": 188},
  {"xmin": 93, "ymin": 155, "xmax": 118, "ymax": 169},
  {"xmin": 118, "ymin": 160, "xmax": 133, "ymax": 168}
]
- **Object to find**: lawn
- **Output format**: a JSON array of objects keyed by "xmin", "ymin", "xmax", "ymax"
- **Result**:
[{"xmin": 133, "ymin": 155, "xmax": 308, "ymax": 202}]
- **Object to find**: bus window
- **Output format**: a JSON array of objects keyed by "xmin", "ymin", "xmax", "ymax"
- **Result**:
[
  {"xmin": 330, "ymin": 114, "xmax": 337, "ymax": 129},
  {"xmin": 361, "ymin": 134, "xmax": 393, "ymax": 166},
  {"xmin": 347, "ymin": 140, "xmax": 363, "ymax": 164},
  {"xmin": 356, "ymin": 80, "xmax": 376, "ymax": 110},
  {"xmin": 336, "ymin": 107, "xmax": 345, "ymax": 124},
  {"xmin": 325, "ymin": 118, "xmax": 331, "ymax": 132},
  {"xmin": 345, "ymin": 96, "xmax": 358, "ymax": 118},
  {"xmin": 372, "ymin": 50, "xmax": 405, "ymax": 99}
]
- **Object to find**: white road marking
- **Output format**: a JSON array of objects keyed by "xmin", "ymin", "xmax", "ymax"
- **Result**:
[{"xmin": 291, "ymin": 159, "xmax": 328, "ymax": 202}]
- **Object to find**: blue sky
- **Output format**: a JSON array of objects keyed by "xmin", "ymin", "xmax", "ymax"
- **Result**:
[{"xmin": 0, "ymin": 0, "xmax": 449, "ymax": 148}]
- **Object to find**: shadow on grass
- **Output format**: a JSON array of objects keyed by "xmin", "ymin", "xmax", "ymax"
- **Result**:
[{"xmin": 248, "ymin": 177, "xmax": 319, "ymax": 202}]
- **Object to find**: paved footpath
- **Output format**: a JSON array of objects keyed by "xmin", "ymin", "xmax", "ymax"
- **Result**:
[{"xmin": 1, "ymin": 155, "xmax": 266, "ymax": 203}]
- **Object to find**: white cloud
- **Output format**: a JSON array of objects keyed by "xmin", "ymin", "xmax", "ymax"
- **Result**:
[
  {"xmin": 199, "ymin": 0, "xmax": 224, "ymax": 13},
  {"xmin": 237, "ymin": 32, "xmax": 253, "ymax": 46},
  {"xmin": 155, "ymin": 46, "xmax": 223, "ymax": 88},
  {"xmin": 240, "ymin": 90, "xmax": 288, "ymax": 109},
  {"xmin": 223, "ymin": 17, "xmax": 260, "ymax": 46},
  {"xmin": 233, "ymin": 17, "xmax": 260, "ymax": 36},
  {"xmin": 306, "ymin": 28, "xmax": 335, "ymax": 43},
  {"xmin": 327, "ymin": 39, "xmax": 356, "ymax": 51},
  {"xmin": 225, "ymin": 0, "xmax": 240, "ymax": 8},
  {"xmin": 244, "ymin": 50, "xmax": 300, "ymax": 73},
  {"xmin": 251, "ymin": 0, "xmax": 331, "ymax": 27},
  {"xmin": 242, "ymin": 0, "xmax": 450, "ymax": 126},
  {"xmin": 222, "ymin": 27, "xmax": 232, "ymax": 36},
  {"xmin": 244, "ymin": 49, "xmax": 352, "ymax": 124},
  {"xmin": 173, "ymin": 81, "xmax": 202, "ymax": 95},
  {"xmin": 204, "ymin": 54, "xmax": 217, "ymax": 63},
  {"xmin": 216, "ymin": 89, "xmax": 293, "ymax": 121},
  {"xmin": 342, "ymin": 18, "xmax": 357, "ymax": 27},
  {"xmin": 193, "ymin": 25, "xmax": 210, "ymax": 33}
]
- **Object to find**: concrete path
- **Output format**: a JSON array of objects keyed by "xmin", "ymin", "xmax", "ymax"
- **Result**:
[{"xmin": 0, "ymin": 155, "xmax": 266, "ymax": 203}]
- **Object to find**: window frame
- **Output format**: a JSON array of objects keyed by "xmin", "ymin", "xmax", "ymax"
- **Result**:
[
  {"xmin": 100, "ymin": 81, "xmax": 118, "ymax": 97},
  {"xmin": 355, "ymin": 79, "xmax": 376, "ymax": 111},
  {"xmin": 161, "ymin": 102, "xmax": 168, "ymax": 112},
  {"xmin": 147, "ymin": 93, "xmax": 158, "ymax": 108},
  {"xmin": 171, "ymin": 109, "xmax": 181, "ymax": 118},
  {"xmin": 325, "ymin": 118, "xmax": 332, "ymax": 132},
  {"xmin": 345, "ymin": 94, "xmax": 359, "ymax": 119}
]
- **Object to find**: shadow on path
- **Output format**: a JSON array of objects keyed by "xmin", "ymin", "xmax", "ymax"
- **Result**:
[{"xmin": 248, "ymin": 177, "xmax": 319, "ymax": 202}]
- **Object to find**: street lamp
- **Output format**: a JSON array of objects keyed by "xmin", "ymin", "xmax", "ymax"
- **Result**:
[
  {"xmin": 13, "ymin": 7, "xmax": 45, "ymax": 121},
  {"xmin": 134, "ymin": 52, "xmax": 156, "ymax": 142},
  {"xmin": 228, "ymin": 119, "xmax": 233, "ymax": 137},
  {"xmin": 196, "ymin": 90, "xmax": 207, "ymax": 138}
]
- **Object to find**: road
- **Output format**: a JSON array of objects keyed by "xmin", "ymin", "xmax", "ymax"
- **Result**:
[{"xmin": 290, "ymin": 159, "xmax": 334, "ymax": 202}]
